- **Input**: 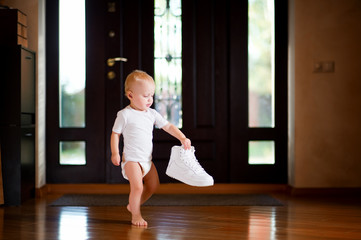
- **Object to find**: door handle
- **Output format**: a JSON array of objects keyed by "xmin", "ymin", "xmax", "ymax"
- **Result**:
[{"xmin": 107, "ymin": 57, "xmax": 128, "ymax": 67}]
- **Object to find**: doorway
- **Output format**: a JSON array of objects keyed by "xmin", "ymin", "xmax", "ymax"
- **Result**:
[{"xmin": 46, "ymin": 0, "xmax": 288, "ymax": 183}]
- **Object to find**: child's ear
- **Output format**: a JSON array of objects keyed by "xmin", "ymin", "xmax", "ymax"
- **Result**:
[{"xmin": 126, "ymin": 91, "xmax": 133, "ymax": 100}]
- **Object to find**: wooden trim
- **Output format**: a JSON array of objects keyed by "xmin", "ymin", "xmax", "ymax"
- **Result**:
[
  {"xmin": 38, "ymin": 183, "xmax": 287, "ymax": 196},
  {"xmin": 35, "ymin": 185, "xmax": 48, "ymax": 198},
  {"xmin": 0, "ymin": 145, "xmax": 3, "ymax": 204},
  {"xmin": 287, "ymin": 186, "xmax": 361, "ymax": 196},
  {"xmin": 38, "ymin": 184, "xmax": 361, "ymax": 197}
]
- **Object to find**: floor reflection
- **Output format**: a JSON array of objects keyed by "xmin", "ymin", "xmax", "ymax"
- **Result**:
[
  {"xmin": 248, "ymin": 207, "xmax": 277, "ymax": 240},
  {"xmin": 127, "ymin": 225, "xmax": 149, "ymax": 240},
  {"xmin": 58, "ymin": 207, "xmax": 89, "ymax": 240}
]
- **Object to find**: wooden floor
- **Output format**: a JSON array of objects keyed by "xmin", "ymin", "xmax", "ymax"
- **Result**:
[{"xmin": 1, "ymin": 188, "xmax": 361, "ymax": 239}]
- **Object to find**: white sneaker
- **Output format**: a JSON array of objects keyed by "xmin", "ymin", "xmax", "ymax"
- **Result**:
[{"xmin": 166, "ymin": 146, "xmax": 214, "ymax": 187}]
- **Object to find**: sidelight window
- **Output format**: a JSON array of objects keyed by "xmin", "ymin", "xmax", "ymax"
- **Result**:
[
  {"xmin": 154, "ymin": 0, "xmax": 182, "ymax": 128},
  {"xmin": 59, "ymin": 141, "xmax": 86, "ymax": 165},
  {"xmin": 248, "ymin": 141, "xmax": 275, "ymax": 165},
  {"xmin": 58, "ymin": 0, "xmax": 87, "ymax": 166},
  {"xmin": 248, "ymin": 0, "xmax": 276, "ymax": 166},
  {"xmin": 248, "ymin": 0, "xmax": 275, "ymax": 128},
  {"xmin": 59, "ymin": 0, "xmax": 86, "ymax": 128}
]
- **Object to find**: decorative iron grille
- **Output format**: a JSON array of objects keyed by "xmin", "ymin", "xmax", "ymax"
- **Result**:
[{"xmin": 154, "ymin": 0, "xmax": 182, "ymax": 128}]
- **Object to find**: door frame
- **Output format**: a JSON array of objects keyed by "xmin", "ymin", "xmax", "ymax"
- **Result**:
[
  {"xmin": 229, "ymin": 0, "xmax": 288, "ymax": 183},
  {"xmin": 46, "ymin": 0, "xmax": 106, "ymax": 183}
]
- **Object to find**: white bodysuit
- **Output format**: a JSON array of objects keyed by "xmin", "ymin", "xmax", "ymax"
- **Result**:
[{"xmin": 112, "ymin": 105, "xmax": 169, "ymax": 179}]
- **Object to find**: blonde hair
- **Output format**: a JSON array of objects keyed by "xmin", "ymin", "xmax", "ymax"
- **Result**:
[{"xmin": 124, "ymin": 70, "xmax": 154, "ymax": 94}]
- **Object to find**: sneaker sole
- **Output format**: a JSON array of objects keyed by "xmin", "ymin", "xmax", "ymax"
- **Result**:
[{"xmin": 166, "ymin": 168, "xmax": 214, "ymax": 187}]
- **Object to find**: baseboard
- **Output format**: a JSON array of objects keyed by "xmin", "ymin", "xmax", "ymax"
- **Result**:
[
  {"xmin": 36, "ymin": 183, "xmax": 361, "ymax": 197},
  {"xmin": 287, "ymin": 186, "xmax": 361, "ymax": 196},
  {"xmin": 35, "ymin": 185, "xmax": 48, "ymax": 198},
  {"xmin": 38, "ymin": 183, "xmax": 288, "ymax": 196}
]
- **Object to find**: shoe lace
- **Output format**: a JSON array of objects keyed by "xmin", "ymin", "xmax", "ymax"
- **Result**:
[{"xmin": 180, "ymin": 148, "xmax": 204, "ymax": 173}]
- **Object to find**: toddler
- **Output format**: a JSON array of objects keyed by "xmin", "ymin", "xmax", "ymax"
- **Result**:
[{"xmin": 110, "ymin": 70, "xmax": 191, "ymax": 226}]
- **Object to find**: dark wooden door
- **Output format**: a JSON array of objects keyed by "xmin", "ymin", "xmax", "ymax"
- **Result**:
[
  {"xmin": 104, "ymin": 0, "xmax": 288, "ymax": 184},
  {"xmin": 103, "ymin": 0, "xmax": 230, "ymax": 183},
  {"xmin": 104, "ymin": 0, "xmax": 156, "ymax": 183},
  {"xmin": 153, "ymin": 0, "xmax": 230, "ymax": 182},
  {"xmin": 46, "ymin": 0, "xmax": 288, "ymax": 184}
]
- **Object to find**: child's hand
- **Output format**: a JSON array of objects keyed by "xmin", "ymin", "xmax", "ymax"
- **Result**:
[
  {"xmin": 111, "ymin": 153, "xmax": 121, "ymax": 166},
  {"xmin": 181, "ymin": 138, "xmax": 191, "ymax": 150}
]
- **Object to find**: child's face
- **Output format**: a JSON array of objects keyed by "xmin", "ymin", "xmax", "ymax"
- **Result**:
[{"xmin": 128, "ymin": 80, "xmax": 155, "ymax": 111}]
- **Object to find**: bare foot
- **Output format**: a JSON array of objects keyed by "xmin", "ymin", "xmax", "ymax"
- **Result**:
[
  {"xmin": 131, "ymin": 215, "xmax": 148, "ymax": 226},
  {"xmin": 127, "ymin": 204, "xmax": 148, "ymax": 226}
]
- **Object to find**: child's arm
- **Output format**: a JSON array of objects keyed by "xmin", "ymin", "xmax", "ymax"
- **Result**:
[
  {"xmin": 162, "ymin": 123, "xmax": 191, "ymax": 150},
  {"xmin": 110, "ymin": 132, "xmax": 121, "ymax": 166}
]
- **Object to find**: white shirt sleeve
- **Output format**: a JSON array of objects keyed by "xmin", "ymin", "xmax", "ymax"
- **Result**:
[
  {"xmin": 152, "ymin": 109, "xmax": 169, "ymax": 129},
  {"xmin": 112, "ymin": 110, "xmax": 127, "ymax": 134}
]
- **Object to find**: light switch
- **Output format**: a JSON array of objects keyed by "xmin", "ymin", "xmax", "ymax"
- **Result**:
[
  {"xmin": 313, "ymin": 61, "xmax": 335, "ymax": 73},
  {"xmin": 313, "ymin": 62, "xmax": 323, "ymax": 73},
  {"xmin": 323, "ymin": 61, "xmax": 335, "ymax": 72}
]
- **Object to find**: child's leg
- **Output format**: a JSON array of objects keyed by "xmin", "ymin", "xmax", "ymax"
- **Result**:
[
  {"xmin": 124, "ymin": 161, "xmax": 147, "ymax": 226},
  {"xmin": 141, "ymin": 162, "xmax": 160, "ymax": 205}
]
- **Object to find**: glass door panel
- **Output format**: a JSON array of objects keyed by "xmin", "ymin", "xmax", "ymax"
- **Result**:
[
  {"xmin": 248, "ymin": 0, "xmax": 275, "ymax": 128},
  {"xmin": 154, "ymin": 0, "xmax": 183, "ymax": 128},
  {"xmin": 248, "ymin": 141, "xmax": 275, "ymax": 165},
  {"xmin": 59, "ymin": 0, "xmax": 86, "ymax": 128},
  {"xmin": 59, "ymin": 141, "xmax": 86, "ymax": 165}
]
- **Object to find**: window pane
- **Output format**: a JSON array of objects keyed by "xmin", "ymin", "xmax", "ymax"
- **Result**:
[
  {"xmin": 59, "ymin": 0, "xmax": 86, "ymax": 127},
  {"xmin": 248, "ymin": 0, "xmax": 275, "ymax": 127},
  {"xmin": 59, "ymin": 141, "xmax": 86, "ymax": 165},
  {"xmin": 249, "ymin": 141, "xmax": 275, "ymax": 165},
  {"xmin": 154, "ymin": 0, "xmax": 182, "ymax": 128}
]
